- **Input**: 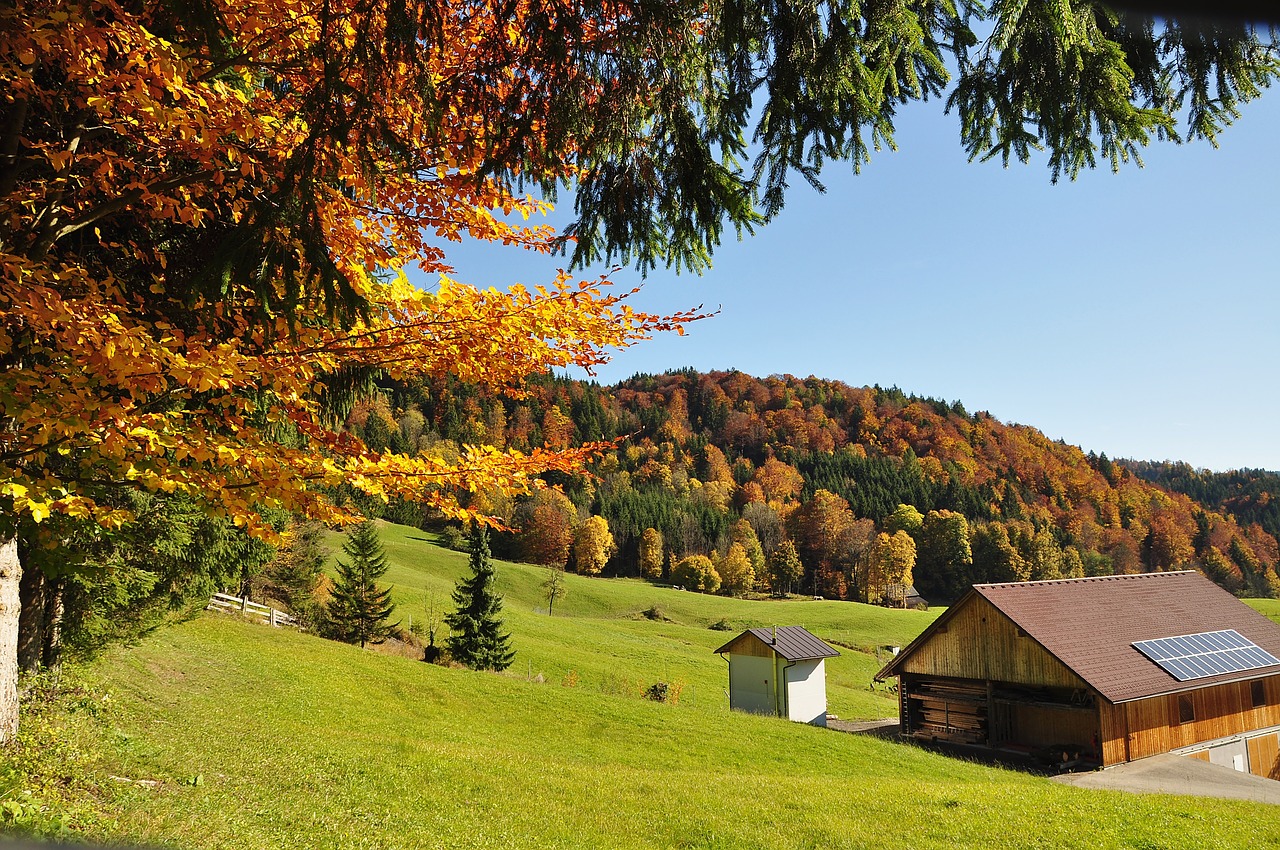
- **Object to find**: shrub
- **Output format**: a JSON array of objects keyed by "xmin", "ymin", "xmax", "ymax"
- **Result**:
[
  {"xmin": 643, "ymin": 682, "xmax": 669, "ymax": 702},
  {"xmin": 439, "ymin": 526, "xmax": 466, "ymax": 551}
]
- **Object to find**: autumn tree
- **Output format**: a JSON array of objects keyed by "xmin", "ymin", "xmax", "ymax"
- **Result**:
[
  {"xmin": 870, "ymin": 531, "xmax": 916, "ymax": 606},
  {"xmin": 3, "ymin": 0, "xmax": 1274, "ymax": 742},
  {"xmin": 446, "ymin": 525, "xmax": 514, "ymax": 671},
  {"xmin": 572, "ymin": 515, "xmax": 614, "ymax": 576},
  {"xmin": 1028, "ymin": 530, "xmax": 1064, "ymax": 581},
  {"xmin": 916, "ymin": 510, "xmax": 972, "ymax": 602},
  {"xmin": 769, "ymin": 540, "xmax": 805, "ymax": 596},
  {"xmin": 671, "ymin": 555, "xmax": 721, "ymax": 595},
  {"xmin": 730, "ymin": 518, "xmax": 767, "ymax": 590},
  {"xmin": 972, "ymin": 523, "xmax": 1031, "ymax": 584},
  {"xmin": 884, "ymin": 504, "xmax": 924, "ymax": 539},
  {"xmin": 515, "ymin": 489, "xmax": 578, "ymax": 568},
  {"xmin": 327, "ymin": 522, "xmax": 398, "ymax": 649},
  {"xmin": 790, "ymin": 489, "xmax": 855, "ymax": 589},
  {"xmin": 716, "ymin": 543, "xmax": 755, "ymax": 597},
  {"xmin": 639, "ymin": 527, "xmax": 665, "ymax": 580}
]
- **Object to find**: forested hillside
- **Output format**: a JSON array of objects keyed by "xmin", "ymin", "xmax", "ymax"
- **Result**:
[{"xmin": 343, "ymin": 369, "xmax": 1280, "ymax": 603}]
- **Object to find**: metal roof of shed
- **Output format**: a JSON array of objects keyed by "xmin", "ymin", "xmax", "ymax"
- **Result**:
[
  {"xmin": 714, "ymin": 626, "xmax": 840, "ymax": 662},
  {"xmin": 878, "ymin": 571, "xmax": 1280, "ymax": 703}
]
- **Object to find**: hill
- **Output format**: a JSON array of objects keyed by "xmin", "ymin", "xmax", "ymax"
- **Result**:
[
  {"xmin": 348, "ymin": 370, "xmax": 1280, "ymax": 600},
  {"xmin": 9, "ymin": 524, "xmax": 1280, "ymax": 849}
]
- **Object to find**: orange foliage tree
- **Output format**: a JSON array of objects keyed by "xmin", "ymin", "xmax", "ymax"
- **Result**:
[{"xmin": 1, "ymin": 0, "xmax": 716, "ymax": 739}]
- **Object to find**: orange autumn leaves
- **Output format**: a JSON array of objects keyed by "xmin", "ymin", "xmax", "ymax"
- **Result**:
[{"xmin": 0, "ymin": 0, "xmax": 698, "ymax": 535}]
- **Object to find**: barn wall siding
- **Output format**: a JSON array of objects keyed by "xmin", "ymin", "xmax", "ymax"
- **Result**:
[
  {"xmin": 897, "ymin": 596, "xmax": 1087, "ymax": 690},
  {"xmin": 1106, "ymin": 675, "xmax": 1280, "ymax": 766},
  {"xmin": 1247, "ymin": 733, "xmax": 1280, "ymax": 780}
]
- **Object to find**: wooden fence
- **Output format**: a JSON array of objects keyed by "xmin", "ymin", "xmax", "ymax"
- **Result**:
[{"xmin": 206, "ymin": 592, "xmax": 298, "ymax": 628}]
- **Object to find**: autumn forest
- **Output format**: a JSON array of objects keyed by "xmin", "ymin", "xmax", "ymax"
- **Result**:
[{"xmin": 342, "ymin": 368, "xmax": 1280, "ymax": 605}]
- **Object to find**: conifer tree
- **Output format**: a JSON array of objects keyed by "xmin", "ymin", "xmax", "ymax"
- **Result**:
[
  {"xmin": 446, "ymin": 525, "xmax": 515, "ymax": 671},
  {"xmin": 327, "ymin": 522, "xmax": 398, "ymax": 649}
]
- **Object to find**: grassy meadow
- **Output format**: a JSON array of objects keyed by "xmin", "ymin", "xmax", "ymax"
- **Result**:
[{"xmin": 6, "ymin": 522, "xmax": 1280, "ymax": 848}]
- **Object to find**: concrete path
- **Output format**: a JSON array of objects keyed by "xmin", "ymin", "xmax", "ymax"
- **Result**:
[
  {"xmin": 825, "ymin": 718, "xmax": 900, "ymax": 739},
  {"xmin": 1052, "ymin": 754, "xmax": 1280, "ymax": 805}
]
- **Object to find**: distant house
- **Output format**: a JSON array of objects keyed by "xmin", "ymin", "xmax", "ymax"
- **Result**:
[
  {"xmin": 715, "ymin": 626, "xmax": 839, "ymax": 726},
  {"xmin": 875, "ymin": 571, "xmax": 1280, "ymax": 777},
  {"xmin": 885, "ymin": 583, "xmax": 928, "ymax": 610}
]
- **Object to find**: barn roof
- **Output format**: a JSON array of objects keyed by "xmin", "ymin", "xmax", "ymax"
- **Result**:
[
  {"xmin": 714, "ymin": 626, "xmax": 840, "ymax": 662},
  {"xmin": 878, "ymin": 571, "xmax": 1280, "ymax": 704}
]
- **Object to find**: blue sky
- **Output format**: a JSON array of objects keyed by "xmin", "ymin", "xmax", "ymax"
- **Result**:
[{"xmin": 415, "ymin": 91, "xmax": 1280, "ymax": 473}]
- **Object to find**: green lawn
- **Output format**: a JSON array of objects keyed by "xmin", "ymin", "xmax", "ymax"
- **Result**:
[
  {"xmin": 1246, "ymin": 597, "xmax": 1280, "ymax": 626},
  {"xmin": 6, "ymin": 523, "xmax": 1280, "ymax": 849},
  {"xmin": 335, "ymin": 522, "xmax": 934, "ymax": 721}
]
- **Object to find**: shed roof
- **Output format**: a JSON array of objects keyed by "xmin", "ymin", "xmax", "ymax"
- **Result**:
[
  {"xmin": 878, "ymin": 571, "xmax": 1280, "ymax": 704},
  {"xmin": 714, "ymin": 626, "xmax": 840, "ymax": 662}
]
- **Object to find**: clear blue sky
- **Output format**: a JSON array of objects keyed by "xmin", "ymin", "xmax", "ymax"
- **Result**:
[{"xmin": 414, "ymin": 91, "xmax": 1280, "ymax": 473}]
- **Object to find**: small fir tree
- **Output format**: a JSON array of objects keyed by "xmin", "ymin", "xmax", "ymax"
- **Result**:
[
  {"xmin": 327, "ymin": 521, "xmax": 398, "ymax": 648},
  {"xmin": 446, "ymin": 524, "xmax": 515, "ymax": 671}
]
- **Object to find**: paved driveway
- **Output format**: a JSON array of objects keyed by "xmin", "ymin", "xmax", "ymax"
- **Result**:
[{"xmin": 1052, "ymin": 754, "xmax": 1280, "ymax": 805}]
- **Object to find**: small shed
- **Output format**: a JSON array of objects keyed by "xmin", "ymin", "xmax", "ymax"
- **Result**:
[
  {"xmin": 875, "ymin": 571, "xmax": 1280, "ymax": 777},
  {"xmin": 715, "ymin": 626, "xmax": 839, "ymax": 726}
]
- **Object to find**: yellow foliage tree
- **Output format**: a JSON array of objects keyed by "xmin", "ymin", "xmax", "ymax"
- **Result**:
[
  {"xmin": 639, "ymin": 528, "xmax": 664, "ymax": 580},
  {"xmin": 716, "ymin": 543, "xmax": 754, "ymax": 597},
  {"xmin": 572, "ymin": 515, "xmax": 614, "ymax": 576}
]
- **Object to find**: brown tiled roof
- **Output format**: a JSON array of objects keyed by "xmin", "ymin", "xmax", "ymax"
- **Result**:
[
  {"xmin": 972, "ymin": 571, "xmax": 1280, "ymax": 703},
  {"xmin": 713, "ymin": 626, "xmax": 839, "ymax": 661}
]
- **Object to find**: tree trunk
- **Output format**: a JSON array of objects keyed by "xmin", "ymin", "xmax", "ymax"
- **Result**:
[
  {"xmin": 41, "ymin": 577, "xmax": 63, "ymax": 674},
  {"xmin": 0, "ymin": 535, "xmax": 21, "ymax": 744},
  {"xmin": 16, "ymin": 563, "xmax": 45, "ymax": 673}
]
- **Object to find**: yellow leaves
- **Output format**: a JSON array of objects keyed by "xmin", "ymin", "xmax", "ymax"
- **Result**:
[{"xmin": 1, "ymin": 0, "xmax": 702, "ymax": 541}]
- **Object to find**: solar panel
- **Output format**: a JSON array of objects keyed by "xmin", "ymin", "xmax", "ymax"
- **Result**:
[{"xmin": 1133, "ymin": 630, "xmax": 1280, "ymax": 682}]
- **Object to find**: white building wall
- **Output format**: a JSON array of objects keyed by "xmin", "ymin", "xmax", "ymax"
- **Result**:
[
  {"xmin": 726, "ymin": 653, "xmax": 829, "ymax": 726},
  {"xmin": 784, "ymin": 659, "xmax": 828, "ymax": 726},
  {"xmin": 728, "ymin": 654, "xmax": 777, "ymax": 716}
]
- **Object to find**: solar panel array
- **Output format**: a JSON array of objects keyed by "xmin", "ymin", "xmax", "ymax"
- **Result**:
[{"xmin": 1132, "ymin": 629, "xmax": 1280, "ymax": 682}]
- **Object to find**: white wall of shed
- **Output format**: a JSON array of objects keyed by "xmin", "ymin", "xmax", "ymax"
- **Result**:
[{"xmin": 785, "ymin": 659, "xmax": 828, "ymax": 726}]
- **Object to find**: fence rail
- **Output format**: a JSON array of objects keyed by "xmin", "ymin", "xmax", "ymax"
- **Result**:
[{"xmin": 206, "ymin": 592, "xmax": 298, "ymax": 628}]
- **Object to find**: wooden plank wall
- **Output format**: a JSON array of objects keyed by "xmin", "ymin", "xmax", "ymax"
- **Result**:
[
  {"xmin": 898, "ymin": 596, "xmax": 1087, "ymax": 690},
  {"xmin": 1099, "ymin": 674, "xmax": 1280, "ymax": 766},
  {"xmin": 1006, "ymin": 704, "xmax": 1097, "ymax": 751},
  {"xmin": 1247, "ymin": 733, "xmax": 1280, "ymax": 780},
  {"xmin": 721, "ymin": 633, "xmax": 775, "ymax": 658}
]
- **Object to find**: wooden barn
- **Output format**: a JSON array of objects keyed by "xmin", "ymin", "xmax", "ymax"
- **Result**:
[
  {"xmin": 715, "ymin": 626, "xmax": 839, "ymax": 726},
  {"xmin": 875, "ymin": 571, "xmax": 1280, "ymax": 778}
]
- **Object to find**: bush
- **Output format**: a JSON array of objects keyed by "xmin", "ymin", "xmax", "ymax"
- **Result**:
[
  {"xmin": 708, "ymin": 617, "xmax": 734, "ymax": 631},
  {"xmin": 439, "ymin": 526, "xmax": 466, "ymax": 551},
  {"xmin": 641, "ymin": 604, "xmax": 664, "ymax": 621},
  {"xmin": 642, "ymin": 681, "xmax": 685, "ymax": 705},
  {"xmin": 643, "ymin": 682, "xmax": 669, "ymax": 702}
]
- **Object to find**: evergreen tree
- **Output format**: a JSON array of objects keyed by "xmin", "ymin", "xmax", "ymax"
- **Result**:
[
  {"xmin": 327, "ymin": 521, "xmax": 398, "ymax": 648},
  {"xmin": 446, "ymin": 524, "xmax": 515, "ymax": 671}
]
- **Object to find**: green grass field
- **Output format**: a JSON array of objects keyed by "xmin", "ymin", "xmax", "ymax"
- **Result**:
[
  {"xmin": 350, "ymin": 523, "xmax": 935, "ymax": 721},
  {"xmin": 1247, "ymin": 597, "xmax": 1280, "ymax": 626},
  {"xmin": 7, "ymin": 522, "xmax": 1280, "ymax": 849}
]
